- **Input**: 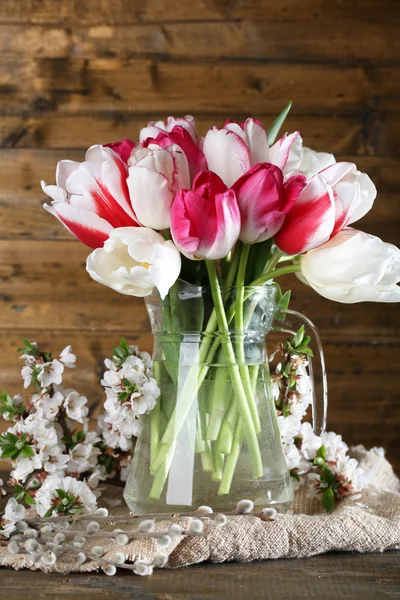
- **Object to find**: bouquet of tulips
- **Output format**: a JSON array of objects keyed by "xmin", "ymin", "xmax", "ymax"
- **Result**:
[{"xmin": 41, "ymin": 104, "xmax": 400, "ymax": 504}]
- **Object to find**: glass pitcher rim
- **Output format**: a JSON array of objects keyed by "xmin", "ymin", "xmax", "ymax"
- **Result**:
[{"xmin": 158, "ymin": 279, "xmax": 278, "ymax": 296}]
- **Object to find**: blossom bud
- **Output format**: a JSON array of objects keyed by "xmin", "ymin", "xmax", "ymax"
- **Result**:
[
  {"xmin": 91, "ymin": 545, "xmax": 104, "ymax": 558},
  {"xmin": 189, "ymin": 519, "xmax": 204, "ymax": 534},
  {"xmin": 138, "ymin": 519, "xmax": 155, "ymax": 533},
  {"xmin": 102, "ymin": 564, "xmax": 117, "ymax": 576},
  {"xmin": 236, "ymin": 499, "xmax": 254, "ymax": 514}
]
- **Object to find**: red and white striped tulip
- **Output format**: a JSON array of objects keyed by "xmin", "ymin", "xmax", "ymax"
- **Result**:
[
  {"xmin": 170, "ymin": 170, "xmax": 241, "ymax": 260},
  {"xmin": 274, "ymin": 175, "xmax": 335, "ymax": 255},
  {"xmin": 232, "ymin": 163, "xmax": 306, "ymax": 244},
  {"xmin": 127, "ymin": 144, "xmax": 190, "ymax": 230},
  {"xmin": 42, "ymin": 144, "xmax": 139, "ymax": 249},
  {"xmin": 202, "ymin": 118, "xmax": 300, "ymax": 187},
  {"xmin": 140, "ymin": 115, "xmax": 206, "ymax": 179}
]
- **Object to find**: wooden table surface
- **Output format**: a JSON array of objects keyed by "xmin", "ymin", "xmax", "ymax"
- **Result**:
[{"xmin": 2, "ymin": 552, "xmax": 400, "ymax": 599}]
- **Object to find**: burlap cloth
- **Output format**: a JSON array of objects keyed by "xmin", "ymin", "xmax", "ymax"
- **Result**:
[{"xmin": 1, "ymin": 446, "xmax": 399, "ymax": 573}]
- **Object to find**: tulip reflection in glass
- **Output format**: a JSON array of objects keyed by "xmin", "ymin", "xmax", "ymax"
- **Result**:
[{"xmin": 41, "ymin": 105, "xmax": 400, "ymax": 512}]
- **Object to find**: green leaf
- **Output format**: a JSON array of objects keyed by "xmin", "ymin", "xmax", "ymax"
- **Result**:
[
  {"xmin": 119, "ymin": 337, "xmax": 130, "ymax": 354},
  {"xmin": 316, "ymin": 444, "xmax": 327, "ymax": 460},
  {"xmin": 76, "ymin": 430, "xmax": 85, "ymax": 443},
  {"xmin": 321, "ymin": 487, "xmax": 335, "ymax": 512},
  {"xmin": 24, "ymin": 492, "xmax": 36, "ymax": 505},
  {"xmin": 290, "ymin": 470, "xmax": 300, "ymax": 482},
  {"xmin": 250, "ymin": 238, "xmax": 273, "ymax": 281},
  {"xmin": 20, "ymin": 445, "xmax": 34, "ymax": 458},
  {"xmin": 17, "ymin": 339, "xmax": 41, "ymax": 357},
  {"xmin": 274, "ymin": 290, "xmax": 291, "ymax": 322},
  {"xmin": 13, "ymin": 491, "xmax": 25, "ymax": 502},
  {"xmin": 1, "ymin": 445, "xmax": 20, "ymax": 459},
  {"xmin": 44, "ymin": 508, "xmax": 54, "ymax": 518},
  {"xmin": 321, "ymin": 466, "xmax": 336, "ymax": 486},
  {"xmin": 267, "ymin": 101, "xmax": 292, "ymax": 145},
  {"xmin": 292, "ymin": 325, "xmax": 305, "ymax": 348},
  {"xmin": 56, "ymin": 488, "xmax": 68, "ymax": 501}
]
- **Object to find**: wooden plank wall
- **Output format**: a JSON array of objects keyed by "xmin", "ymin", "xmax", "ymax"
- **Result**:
[{"xmin": 0, "ymin": 0, "xmax": 399, "ymax": 470}]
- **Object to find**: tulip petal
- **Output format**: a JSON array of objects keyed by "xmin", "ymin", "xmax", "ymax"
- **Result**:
[
  {"xmin": 275, "ymin": 175, "xmax": 335, "ymax": 255},
  {"xmin": 243, "ymin": 118, "xmax": 270, "ymax": 164},
  {"xmin": 299, "ymin": 228, "xmax": 400, "ymax": 303},
  {"xmin": 66, "ymin": 146, "xmax": 138, "ymax": 228},
  {"xmin": 346, "ymin": 172, "xmax": 376, "ymax": 224},
  {"xmin": 319, "ymin": 162, "xmax": 356, "ymax": 187},
  {"xmin": 56, "ymin": 160, "xmax": 80, "ymax": 188},
  {"xmin": 45, "ymin": 202, "xmax": 112, "ymax": 248},
  {"xmin": 41, "ymin": 180, "xmax": 67, "ymax": 203},
  {"xmin": 207, "ymin": 189, "xmax": 241, "ymax": 259},
  {"xmin": 203, "ymin": 127, "xmax": 251, "ymax": 187},
  {"xmin": 269, "ymin": 132, "xmax": 300, "ymax": 171},
  {"xmin": 283, "ymin": 174, "xmax": 307, "ymax": 212},
  {"xmin": 149, "ymin": 240, "xmax": 182, "ymax": 299},
  {"xmin": 127, "ymin": 165, "xmax": 174, "ymax": 230}
]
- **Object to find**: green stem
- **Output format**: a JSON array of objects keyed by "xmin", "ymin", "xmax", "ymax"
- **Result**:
[
  {"xmin": 212, "ymin": 450, "xmax": 225, "ymax": 481},
  {"xmin": 216, "ymin": 400, "xmax": 238, "ymax": 454},
  {"xmin": 206, "ymin": 363, "xmax": 229, "ymax": 441},
  {"xmin": 251, "ymin": 264, "xmax": 301, "ymax": 288},
  {"xmin": 219, "ymin": 361, "xmax": 261, "ymax": 495},
  {"xmin": 150, "ymin": 252, "xmax": 241, "ymax": 475},
  {"xmin": 205, "ymin": 260, "xmax": 263, "ymax": 479},
  {"xmin": 235, "ymin": 244, "xmax": 261, "ymax": 434}
]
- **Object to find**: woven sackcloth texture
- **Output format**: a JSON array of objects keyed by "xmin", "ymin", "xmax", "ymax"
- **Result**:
[{"xmin": 1, "ymin": 446, "xmax": 399, "ymax": 573}]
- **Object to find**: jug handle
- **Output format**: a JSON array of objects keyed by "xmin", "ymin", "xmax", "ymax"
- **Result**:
[{"xmin": 271, "ymin": 308, "xmax": 328, "ymax": 436}]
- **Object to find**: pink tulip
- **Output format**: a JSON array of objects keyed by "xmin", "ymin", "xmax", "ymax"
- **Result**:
[
  {"xmin": 170, "ymin": 170, "xmax": 241, "ymax": 260},
  {"xmin": 42, "ymin": 145, "xmax": 139, "ymax": 249},
  {"xmin": 232, "ymin": 163, "xmax": 306, "ymax": 244},
  {"xmin": 274, "ymin": 175, "xmax": 335, "ymax": 255},
  {"xmin": 140, "ymin": 115, "xmax": 206, "ymax": 179},
  {"xmin": 203, "ymin": 118, "xmax": 300, "ymax": 187}
]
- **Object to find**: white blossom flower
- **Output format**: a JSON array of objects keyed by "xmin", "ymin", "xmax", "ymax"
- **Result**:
[
  {"xmin": 299, "ymin": 422, "xmax": 322, "ymax": 461},
  {"xmin": 35, "ymin": 475, "xmax": 97, "ymax": 517},
  {"xmin": 32, "ymin": 391, "xmax": 64, "ymax": 420},
  {"xmin": 58, "ymin": 346, "xmax": 76, "ymax": 368},
  {"xmin": 0, "ymin": 498, "xmax": 26, "ymax": 538},
  {"xmin": 63, "ymin": 390, "xmax": 89, "ymax": 423},
  {"xmin": 321, "ymin": 431, "xmax": 349, "ymax": 462},
  {"xmin": 44, "ymin": 451, "xmax": 70, "ymax": 475},
  {"xmin": 37, "ymin": 359, "xmax": 65, "ymax": 388},
  {"xmin": 21, "ymin": 365, "xmax": 33, "ymax": 389},
  {"xmin": 68, "ymin": 432, "xmax": 101, "ymax": 475}
]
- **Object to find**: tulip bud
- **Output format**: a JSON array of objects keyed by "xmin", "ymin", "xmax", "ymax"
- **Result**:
[
  {"xmin": 232, "ymin": 163, "xmax": 306, "ymax": 244},
  {"xmin": 171, "ymin": 170, "xmax": 241, "ymax": 260}
]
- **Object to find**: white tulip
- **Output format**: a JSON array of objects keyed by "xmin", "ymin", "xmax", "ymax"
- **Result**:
[
  {"xmin": 86, "ymin": 227, "xmax": 181, "ymax": 300},
  {"xmin": 284, "ymin": 134, "xmax": 336, "ymax": 177},
  {"xmin": 298, "ymin": 228, "xmax": 400, "ymax": 303}
]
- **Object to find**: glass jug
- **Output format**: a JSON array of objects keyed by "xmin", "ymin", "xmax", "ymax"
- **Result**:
[{"xmin": 124, "ymin": 281, "xmax": 327, "ymax": 514}]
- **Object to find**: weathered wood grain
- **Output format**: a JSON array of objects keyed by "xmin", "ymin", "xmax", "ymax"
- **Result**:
[
  {"xmin": 1, "ymin": 551, "xmax": 399, "ymax": 600},
  {"xmin": 1, "ymin": 0, "xmax": 399, "ymax": 25},
  {"xmin": 0, "ymin": 20, "xmax": 398, "ymax": 63},
  {"xmin": 1, "ymin": 57, "xmax": 399, "ymax": 114}
]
